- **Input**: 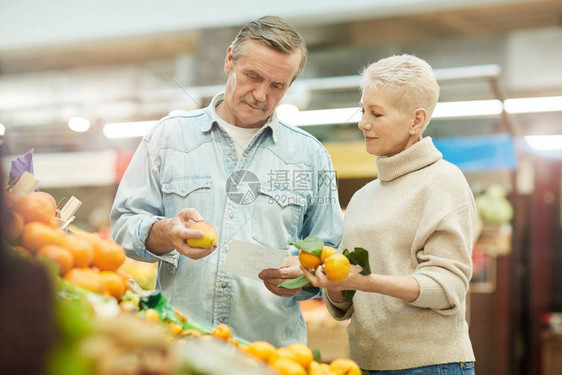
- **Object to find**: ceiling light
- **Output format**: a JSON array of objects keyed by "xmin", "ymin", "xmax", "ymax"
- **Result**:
[
  {"xmin": 68, "ymin": 117, "xmax": 90, "ymax": 132},
  {"xmin": 524, "ymin": 135, "xmax": 562, "ymax": 151},
  {"xmin": 504, "ymin": 96, "xmax": 562, "ymax": 114},
  {"xmin": 103, "ymin": 121, "xmax": 158, "ymax": 139},
  {"xmin": 0, "ymin": 123, "xmax": 5, "ymax": 136},
  {"xmin": 432, "ymin": 100, "xmax": 503, "ymax": 119}
]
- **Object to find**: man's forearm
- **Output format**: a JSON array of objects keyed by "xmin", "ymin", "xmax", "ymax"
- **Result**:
[{"xmin": 145, "ymin": 218, "xmax": 173, "ymax": 255}]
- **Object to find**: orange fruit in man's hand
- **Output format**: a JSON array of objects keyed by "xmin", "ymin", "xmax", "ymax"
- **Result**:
[
  {"xmin": 320, "ymin": 246, "xmax": 337, "ymax": 263},
  {"xmin": 15, "ymin": 191, "xmax": 57, "ymax": 225},
  {"xmin": 36, "ymin": 245, "xmax": 73, "ymax": 275},
  {"xmin": 61, "ymin": 234, "xmax": 94, "ymax": 267},
  {"xmin": 324, "ymin": 254, "xmax": 350, "ymax": 282},
  {"xmin": 21, "ymin": 222, "xmax": 65, "ymax": 253},
  {"xmin": 187, "ymin": 221, "xmax": 218, "ymax": 248},
  {"xmin": 329, "ymin": 358, "xmax": 361, "ymax": 375},
  {"xmin": 64, "ymin": 268, "xmax": 105, "ymax": 294},
  {"xmin": 92, "ymin": 239, "xmax": 126, "ymax": 271},
  {"xmin": 99, "ymin": 270, "xmax": 128, "ymax": 299},
  {"xmin": 298, "ymin": 251, "xmax": 322, "ymax": 270}
]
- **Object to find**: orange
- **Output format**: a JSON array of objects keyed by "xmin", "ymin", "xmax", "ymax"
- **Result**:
[
  {"xmin": 298, "ymin": 251, "xmax": 322, "ymax": 270},
  {"xmin": 21, "ymin": 222, "xmax": 65, "ymax": 253},
  {"xmin": 320, "ymin": 246, "xmax": 337, "ymax": 263},
  {"xmin": 92, "ymin": 239, "xmax": 126, "ymax": 271},
  {"xmin": 4, "ymin": 211, "xmax": 24, "ymax": 244},
  {"xmin": 287, "ymin": 343, "xmax": 313, "ymax": 369},
  {"xmin": 3, "ymin": 191, "xmax": 19, "ymax": 210},
  {"xmin": 36, "ymin": 245, "xmax": 73, "ymax": 275},
  {"xmin": 15, "ymin": 191, "xmax": 57, "ymax": 225},
  {"xmin": 99, "ymin": 270, "xmax": 127, "ymax": 300},
  {"xmin": 61, "ymin": 234, "xmax": 94, "ymax": 267},
  {"xmin": 168, "ymin": 322, "xmax": 184, "ymax": 336},
  {"xmin": 143, "ymin": 308, "xmax": 160, "ymax": 322},
  {"xmin": 269, "ymin": 358, "xmax": 306, "ymax": 375},
  {"xmin": 187, "ymin": 221, "xmax": 218, "ymax": 248},
  {"xmin": 268, "ymin": 347, "xmax": 298, "ymax": 365},
  {"xmin": 64, "ymin": 268, "xmax": 105, "ymax": 294},
  {"xmin": 324, "ymin": 254, "xmax": 350, "ymax": 282},
  {"xmin": 329, "ymin": 359, "xmax": 361, "ymax": 375},
  {"xmin": 212, "ymin": 323, "xmax": 231, "ymax": 340},
  {"xmin": 309, "ymin": 361, "xmax": 334, "ymax": 375},
  {"xmin": 246, "ymin": 340, "xmax": 276, "ymax": 362}
]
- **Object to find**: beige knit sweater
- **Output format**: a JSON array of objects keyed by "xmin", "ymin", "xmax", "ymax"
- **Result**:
[{"xmin": 325, "ymin": 137, "xmax": 476, "ymax": 371}]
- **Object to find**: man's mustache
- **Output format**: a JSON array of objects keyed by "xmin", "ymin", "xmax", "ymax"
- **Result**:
[{"xmin": 241, "ymin": 97, "xmax": 268, "ymax": 112}]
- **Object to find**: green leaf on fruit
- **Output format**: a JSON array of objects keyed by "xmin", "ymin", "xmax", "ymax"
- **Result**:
[
  {"xmin": 278, "ymin": 274, "xmax": 310, "ymax": 289},
  {"xmin": 343, "ymin": 247, "xmax": 371, "ymax": 275},
  {"xmin": 340, "ymin": 247, "xmax": 371, "ymax": 302},
  {"xmin": 288, "ymin": 236, "xmax": 324, "ymax": 257}
]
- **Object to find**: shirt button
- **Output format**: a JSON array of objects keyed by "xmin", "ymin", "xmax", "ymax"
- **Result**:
[
  {"xmin": 228, "ymin": 151, "xmax": 233, "ymax": 156},
  {"xmin": 228, "ymin": 213, "xmax": 234, "ymax": 219},
  {"xmin": 221, "ymin": 282, "xmax": 227, "ymax": 288},
  {"xmin": 243, "ymin": 152, "xmax": 248, "ymax": 157},
  {"xmin": 218, "ymin": 317, "xmax": 224, "ymax": 323}
]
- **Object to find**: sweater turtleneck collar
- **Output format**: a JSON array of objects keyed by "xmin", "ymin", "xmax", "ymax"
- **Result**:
[{"xmin": 376, "ymin": 137, "xmax": 442, "ymax": 182}]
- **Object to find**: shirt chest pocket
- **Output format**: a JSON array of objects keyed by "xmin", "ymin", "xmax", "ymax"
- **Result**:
[
  {"xmin": 162, "ymin": 176, "xmax": 213, "ymax": 220},
  {"xmin": 251, "ymin": 188, "xmax": 306, "ymax": 249}
]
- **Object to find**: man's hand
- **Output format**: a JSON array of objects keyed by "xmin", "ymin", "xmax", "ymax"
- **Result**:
[
  {"xmin": 146, "ymin": 208, "xmax": 217, "ymax": 260},
  {"xmin": 258, "ymin": 256, "xmax": 310, "ymax": 297}
]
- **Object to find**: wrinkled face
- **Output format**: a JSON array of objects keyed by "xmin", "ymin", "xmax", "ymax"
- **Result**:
[
  {"xmin": 358, "ymin": 86, "xmax": 418, "ymax": 157},
  {"xmin": 219, "ymin": 40, "xmax": 302, "ymax": 128}
]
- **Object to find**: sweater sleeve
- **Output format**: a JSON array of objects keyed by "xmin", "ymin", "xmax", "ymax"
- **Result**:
[
  {"xmin": 410, "ymin": 204, "xmax": 474, "ymax": 315},
  {"xmin": 323, "ymin": 289, "xmax": 354, "ymax": 320}
]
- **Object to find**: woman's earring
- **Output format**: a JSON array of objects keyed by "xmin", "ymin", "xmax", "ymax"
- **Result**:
[{"xmin": 410, "ymin": 130, "xmax": 416, "ymax": 135}]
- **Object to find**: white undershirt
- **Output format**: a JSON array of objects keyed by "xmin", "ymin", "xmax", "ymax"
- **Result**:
[{"xmin": 215, "ymin": 117, "xmax": 260, "ymax": 157}]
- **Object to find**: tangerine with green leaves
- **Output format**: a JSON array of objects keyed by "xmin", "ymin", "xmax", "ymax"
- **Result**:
[
  {"xmin": 320, "ymin": 246, "xmax": 337, "ymax": 263},
  {"xmin": 298, "ymin": 251, "xmax": 322, "ymax": 270},
  {"xmin": 324, "ymin": 254, "xmax": 350, "ymax": 282}
]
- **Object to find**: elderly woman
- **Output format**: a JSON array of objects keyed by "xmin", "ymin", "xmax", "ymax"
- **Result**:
[{"xmin": 303, "ymin": 54, "xmax": 476, "ymax": 374}]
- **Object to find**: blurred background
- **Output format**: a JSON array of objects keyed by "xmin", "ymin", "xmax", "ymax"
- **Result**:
[{"xmin": 1, "ymin": 1, "xmax": 561, "ymax": 374}]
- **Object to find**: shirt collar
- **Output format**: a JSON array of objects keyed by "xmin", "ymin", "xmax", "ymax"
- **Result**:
[{"xmin": 202, "ymin": 92, "xmax": 279, "ymax": 143}]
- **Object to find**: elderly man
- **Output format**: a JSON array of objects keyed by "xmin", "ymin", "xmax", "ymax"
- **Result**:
[{"xmin": 111, "ymin": 16, "xmax": 342, "ymax": 346}]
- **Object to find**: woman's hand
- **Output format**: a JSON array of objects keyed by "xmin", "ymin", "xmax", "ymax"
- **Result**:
[{"xmin": 301, "ymin": 264, "xmax": 366, "ymax": 292}]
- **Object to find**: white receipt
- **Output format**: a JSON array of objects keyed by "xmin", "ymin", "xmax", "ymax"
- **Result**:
[{"xmin": 219, "ymin": 240, "xmax": 288, "ymax": 281}]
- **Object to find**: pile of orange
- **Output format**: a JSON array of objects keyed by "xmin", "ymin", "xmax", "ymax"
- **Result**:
[
  {"xmin": 4, "ymin": 190, "xmax": 128, "ymax": 300},
  {"xmin": 240, "ymin": 336, "xmax": 361, "ymax": 375},
  {"xmin": 299, "ymin": 246, "xmax": 351, "ymax": 282}
]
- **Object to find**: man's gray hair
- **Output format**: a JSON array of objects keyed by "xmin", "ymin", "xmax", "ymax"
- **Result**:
[{"xmin": 230, "ymin": 16, "xmax": 308, "ymax": 82}]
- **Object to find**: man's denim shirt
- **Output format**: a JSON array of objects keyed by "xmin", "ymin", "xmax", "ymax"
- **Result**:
[{"xmin": 110, "ymin": 93, "xmax": 343, "ymax": 346}]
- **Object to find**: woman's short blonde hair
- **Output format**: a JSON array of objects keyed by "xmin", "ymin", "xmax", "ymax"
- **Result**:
[
  {"xmin": 231, "ymin": 16, "xmax": 308, "ymax": 83},
  {"xmin": 361, "ymin": 54, "xmax": 440, "ymax": 125}
]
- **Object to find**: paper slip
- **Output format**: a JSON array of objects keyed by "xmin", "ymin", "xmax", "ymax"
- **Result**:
[{"xmin": 219, "ymin": 240, "xmax": 288, "ymax": 281}]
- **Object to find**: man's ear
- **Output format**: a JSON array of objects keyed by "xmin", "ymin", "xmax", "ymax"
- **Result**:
[
  {"xmin": 411, "ymin": 108, "xmax": 428, "ymax": 133},
  {"xmin": 224, "ymin": 46, "xmax": 234, "ymax": 74}
]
